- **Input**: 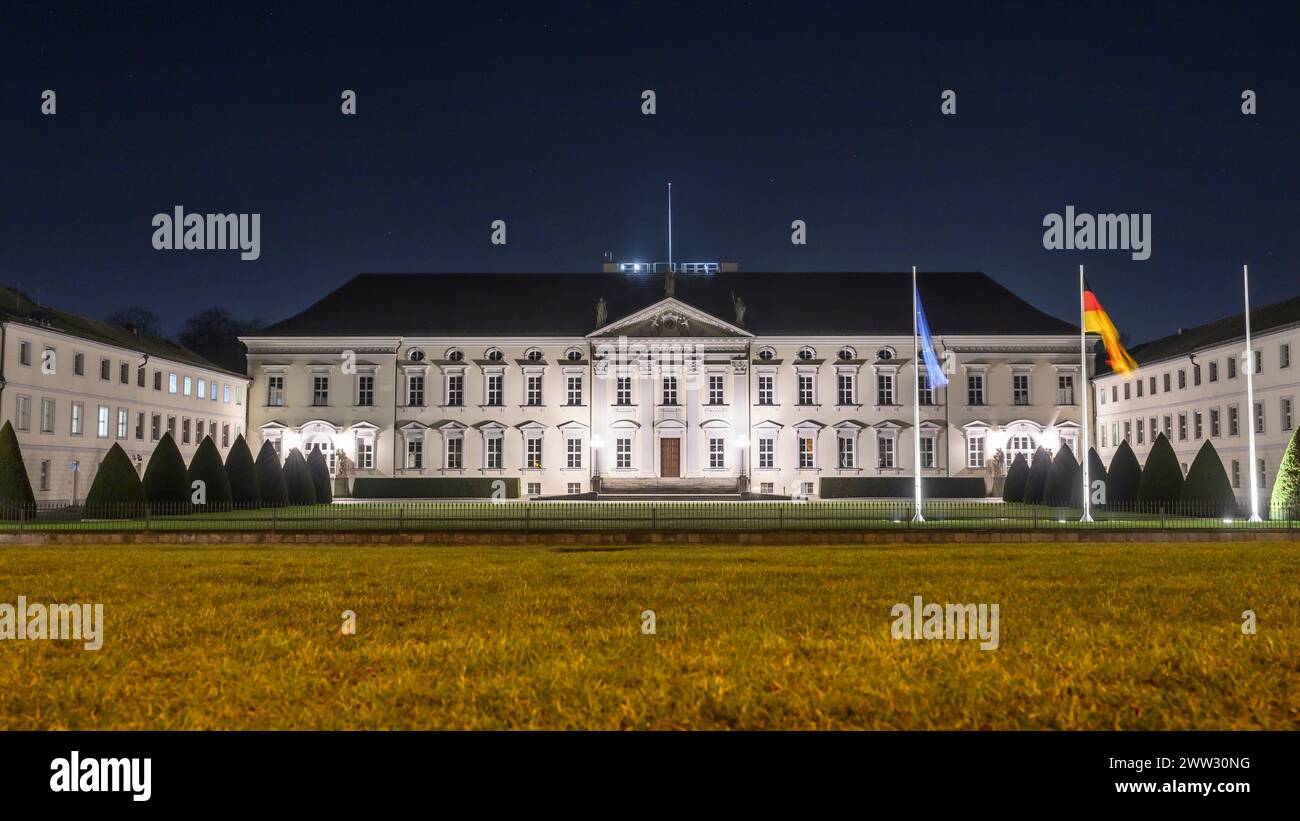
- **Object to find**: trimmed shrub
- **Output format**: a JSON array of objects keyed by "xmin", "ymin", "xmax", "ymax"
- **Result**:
[
  {"xmin": 1138, "ymin": 433, "xmax": 1184, "ymax": 504},
  {"xmin": 306, "ymin": 447, "xmax": 333, "ymax": 504},
  {"xmin": 1022, "ymin": 447, "xmax": 1052, "ymax": 504},
  {"xmin": 351, "ymin": 477, "xmax": 522, "ymax": 499},
  {"xmin": 1044, "ymin": 443, "xmax": 1081, "ymax": 506},
  {"xmin": 188, "ymin": 436, "xmax": 233, "ymax": 511},
  {"xmin": 225, "ymin": 435, "xmax": 261, "ymax": 507},
  {"xmin": 1106, "ymin": 440, "xmax": 1142, "ymax": 507},
  {"xmin": 142, "ymin": 433, "xmax": 191, "ymax": 510},
  {"xmin": 0, "ymin": 421, "xmax": 36, "ymax": 520},
  {"xmin": 83, "ymin": 443, "xmax": 147, "ymax": 518},
  {"xmin": 1001, "ymin": 454, "xmax": 1030, "ymax": 503},
  {"xmin": 1180, "ymin": 440, "xmax": 1238, "ymax": 517},
  {"xmin": 1269, "ymin": 428, "xmax": 1300, "ymax": 520},
  {"xmin": 1085, "ymin": 447, "xmax": 1108, "ymax": 506},
  {"xmin": 255, "ymin": 441, "xmax": 290, "ymax": 507},
  {"xmin": 818, "ymin": 476, "xmax": 987, "ymax": 499},
  {"xmin": 283, "ymin": 449, "xmax": 317, "ymax": 505}
]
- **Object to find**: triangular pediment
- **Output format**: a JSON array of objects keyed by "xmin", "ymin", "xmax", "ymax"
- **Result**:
[{"xmin": 588, "ymin": 298, "xmax": 752, "ymax": 339}]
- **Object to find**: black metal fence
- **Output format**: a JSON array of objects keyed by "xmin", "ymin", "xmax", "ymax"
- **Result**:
[{"xmin": 1, "ymin": 499, "xmax": 1297, "ymax": 533}]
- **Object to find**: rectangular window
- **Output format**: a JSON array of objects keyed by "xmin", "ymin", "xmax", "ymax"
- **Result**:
[
  {"xmin": 197, "ymin": 378, "xmax": 207, "ymax": 398},
  {"xmin": 221, "ymin": 423, "xmax": 229, "ymax": 448},
  {"xmin": 486, "ymin": 437, "xmax": 502, "ymax": 470},
  {"xmin": 151, "ymin": 414, "xmax": 161, "ymax": 441},
  {"xmin": 798, "ymin": 374, "xmax": 815, "ymax": 406},
  {"xmin": 224, "ymin": 385, "xmax": 231, "ymax": 403},
  {"xmin": 967, "ymin": 436, "xmax": 985, "ymax": 468},
  {"xmin": 616, "ymin": 438, "xmax": 632, "ymax": 469},
  {"xmin": 1056, "ymin": 373, "xmax": 1075, "ymax": 405},
  {"xmin": 1124, "ymin": 382, "xmax": 1131, "ymax": 400},
  {"xmin": 1194, "ymin": 411, "xmax": 1203, "ymax": 439},
  {"xmin": 757, "ymin": 375, "xmax": 774, "ymax": 405},
  {"xmin": 1101, "ymin": 424, "xmax": 1107, "ymax": 448},
  {"xmin": 838, "ymin": 374, "xmax": 855, "ymax": 405},
  {"xmin": 526, "ymin": 375, "xmax": 543, "ymax": 406},
  {"xmin": 182, "ymin": 418, "xmax": 191, "ymax": 445},
  {"xmin": 567, "ymin": 438, "xmax": 583, "ymax": 469},
  {"xmin": 1149, "ymin": 376, "xmax": 1157, "ymax": 394},
  {"xmin": 1281, "ymin": 343, "xmax": 1292, "ymax": 369},
  {"xmin": 1163, "ymin": 415, "xmax": 1172, "ymax": 439},
  {"xmin": 19, "ymin": 341, "xmax": 33, "ymax": 366},
  {"xmin": 486, "ymin": 374, "xmax": 503, "ymax": 406},
  {"xmin": 566, "ymin": 375, "xmax": 583, "ymax": 406},
  {"xmin": 1179, "ymin": 370, "xmax": 1187, "ymax": 389},
  {"xmin": 39, "ymin": 460, "xmax": 50, "ymax": 491},
  {"xmin": 1227, "ymin": 357, "xmax": 1237, "ymax": 379},
  {"xmin": 1232, "ymin": 460, "xmax": 1241, "ymax": 488},
  {"xmin": 1193, "ymin": 365, "xmax": 1201, "ymax": 386},
  {"xmin": 1282, "ymin": 397, "xmax": 1294, "ymax": 432},
  {"xmin": 526, "ymin": 437, "xmax": 543, "ymax": 469},
  {"xmin": 568, "ymin": 482, "xmax": 581, "ymax": 495},
  {"xmin": 661, "ymin": 376, "xmax": 678, "ymax": 406},
  {"xmin": 877, "ymin": 436, "xmax": 895, "ymax": 469},
  {"xmin": 446, "ymin": 438, "xmax": 463, "ymax": 469},
  {"xmin": 1178, "ymin": 413, "xmax": 1187, "ymax": 441},
  {"xmin": 798, "ymin": 436, "xmax": 815, "ymax": 469},
  {"xmin": 153, "ymin": 370, "xmax": 161, "ymax": 391},
  {"xmin": 708, "ymin": 375, "xmax": 725, "ymax": 405},
  {"xmin": 527, "ymin": 482, "xmax": 541, "ymax": 497},
  {"xmin": 183, "ymin": 376, "xmax": 192, "ymax": 396},
  {"xmin": 760, "ymin": 482, "xmax": 774, "ymax": 494},
  {"xmin": 1163, "ymin": 372, "xmax": 1171, "ymax": 392},
  {"xmin": 1254, "ymin": 401, "xmax": 1265, "ymax": 434},
  {"xmin": 74, "ymin": 352, "xmax": 85, "ymax": 375},
  {"xmin": 357, "ymin": 375, "xmax": 374, "ymax": 406},
  {"xmin": 920, "ymin": 436, "xmax": 935, "ymax": 469},
  {"xmin": 1013, "ymin": 373, "xmax": 1031, "ymax": 405},
  {"xmin": 758, "ymin": 437, "xmax": 774, "ymax": 469},
  {"xmin": 1136, "ymin": 418, "xmax": 1145, "ymax": 445},
  {"xmin": 708, "ymin": 437, "xmax": 725, "ymax": 469},
  {"xmin": 1124, "ymin": 420, "xmax": 1132, "ymax": 443},
  {"xmin": 407, "ymin": 374, "xmax": 425, "ymax": 406},
  {"xmin": 406, "ymin": 440, "xmax": 423, "ymax": 470},
  {"xmin": 918, "ymin": 372, "xmax": 933, "ymax": 406},
  {"xmin": 1228, "ymin": 405, "xmax": 1240, "ymax": 436},
  {"xmin": 136, "ymin": 366, "xmax": 145, "ymax": 388},
  {"xmin": 99, "ymin": 358, "xmax": 111, "ymax": 380},
  {"xmin": 97, "ymin": 405, "xmax": 109, "ymax": 438},
  {"xmin": 39, "ymin": 398, "xmax": 55, "ymax": 433},
  {"xmin": 357, "ymin": 437, "xmax": 374, "ymax": 469},
  {"xmin": 1136, "ymin": 379, "xmax": 1144, "ymax": 398},
  {"xmin": 267, "ymin": 375, "xmax": 285, "ymax": 406},
  {"xmin": 312, "ymin": 376, "xmax": 329, "ymax": 406},
  {"xmin": 1209, "ymin": 361, "xmax": 1218, "ymax": 382},
  {"xmin": 1259, "ymin": 459, "xmax": 1267, "ymax": 488},
  {"xmin": 447, "ymin": 374, "xmax": 465, "ymax": 407},
  {"xmin": 876, "ymin": 373, "xmax": 894, "ymax": 406},
  {"xmin": 837, "ymin": 436, "xmax": 855, "ymax": 469},
  {"xmin": 1255, "ymin": 350, "xmax": 1263, "ymax": 374},
  {"xmin": 169, "ymin": 372, "xmax": 178, "ymax": 393},
  {"xmin": 967, "ymin": 373, "xmax": 985, "ymax": 406},
  {"xmin": 117, "ymin": 408, "xmax": 128, "ymax": 439},
  {"xmin": 1210, "ymin": 408, "xmax": 1221, "ymax": 438},
  {"xmin": 615, "ymin": 376, "xmax": 632, "ymax": 405},
  {"xmin": 167, "ymin": 416, "xmax": 176, "ymax": 439},
  {"xmin": 71, "ymin": 402, "xmax": 84, "ymax": 436},
  {"xmin": 1111, "ymin": 421, "xmax": 1118, "ymax": 447}
]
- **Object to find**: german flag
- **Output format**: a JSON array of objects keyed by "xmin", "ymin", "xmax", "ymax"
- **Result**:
[{"xmin": 1083, "ymin": 278, "xmax": 1137, "ymax": 374}]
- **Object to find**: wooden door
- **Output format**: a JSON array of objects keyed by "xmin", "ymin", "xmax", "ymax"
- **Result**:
[{"xmin": 660, "ymin": 438, "xmax": 680, "ymax": 478}]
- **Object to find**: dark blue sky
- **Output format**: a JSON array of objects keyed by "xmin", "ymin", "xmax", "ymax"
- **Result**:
[{"xmin": 3, "ymin": 1, "xmax": 1297, "ymax": 339}]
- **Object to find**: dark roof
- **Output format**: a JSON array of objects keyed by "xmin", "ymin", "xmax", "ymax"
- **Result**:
[
  {"xmin": 0, "ymin": 287, "xmax": 245, "ymax": 378},
  {"xmin": 256, "ymin": 271, "xmax": 1076, "ymax": 337},
  {"xmin": 1124, "ymin": 293, "xmax": 1300, "ymax": 369}
]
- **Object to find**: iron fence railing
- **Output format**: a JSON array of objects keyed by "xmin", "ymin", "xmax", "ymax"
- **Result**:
[{"xmin": 1, "ymin": 499, "xmax": 1297, "ymax": 533}]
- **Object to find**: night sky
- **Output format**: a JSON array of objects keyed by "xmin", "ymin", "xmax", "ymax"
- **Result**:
[{"xmin": 4, "ymin": 1, "xmax": 1297, "ymax": 340}]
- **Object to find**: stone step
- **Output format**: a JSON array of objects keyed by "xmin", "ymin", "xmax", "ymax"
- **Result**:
[{"xmin": 600, "ymin": 477, "xmax": 738, "ymax": 494}]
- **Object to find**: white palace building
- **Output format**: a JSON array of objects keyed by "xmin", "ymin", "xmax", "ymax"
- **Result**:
[{"xmin": 240, "ymin": 268, "xmax": 1085, "ymax": 497}]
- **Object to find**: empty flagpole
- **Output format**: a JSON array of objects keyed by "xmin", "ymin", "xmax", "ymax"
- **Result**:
[
  {"xmin": 913, "ymin": 265, "xmax": 925, "ymax": 523},
  {"xmin": 1244, "ymin": 264, "xmax": 1262, "ymax": 522},
  {"xmin": 1079, "ymin": 265, "xmax": 1093, "ymax": 523},
  {"xmin": 667, "ymin": 182, "xmax": 673, "ymax": 271}
]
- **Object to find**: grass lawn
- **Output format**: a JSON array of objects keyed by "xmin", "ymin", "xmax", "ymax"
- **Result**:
[{"xmin": 1, "ymin": 540, "xmax": 1297, "ymax": 730}]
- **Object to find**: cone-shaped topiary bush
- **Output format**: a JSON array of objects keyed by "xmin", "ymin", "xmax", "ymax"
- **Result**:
[
  {"xmin": 188, "ymin": 436, "xmax": 233, "ymax": 511},
  {"xmin": 1138, "ymin": 433, "xmax": 1184, "ymax": 504},
  {"xmin": 84, "ymin": 443, "xmax": 147, "ymax": 518},
  {"xmin": 306, "ymin": 447, "xmax": 333, "ymax": 504},
  {"xmin": 1269, "ymin": 428, "xmax": 1300, "ymax": 520},
  {"xmin": 1180, "ymin": 440, "xmax": 1238, "ymax": 517},
  {"xmin": 1106, "ymin": 440, "xmax": 1142, "ymax": 508},
  {"xmin": 1002, "ymin": 453, "xmax": 1030, "ymax": 503},
  {"xmin": 1044, "ymin": 443, "xmax": 1081, "ymax": 506},
  {"xmin": 142, "ymin": 432, "xmax": 191, "ymax": 511},
  {"xmin": 1022, "ymin": 446, "xmax": 1052, "ymax": 504},
  {"xmin": 0, "ymin": 421, "xmax": 36, "ymax": 520},
  {"xmin": 255, "ymin": 441, "xmax": 289, "ymax": 507},
  {"xmin": 224, "ymin": 435, "xmax": 261, "ymax": 507},
  {"xmin": 283, "ymin": 448, "xmax": 317, "ymax": 506}
]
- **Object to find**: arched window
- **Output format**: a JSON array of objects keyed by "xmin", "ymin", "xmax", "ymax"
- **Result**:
[
  {"xmin": 757, "ymin": 347, "xmax": 776, "ymax": 361},
  {"xmin": 876, "ymin": 347, "xmax": 896, "ymax": 361},
  {"xmin": 407, "ymin": 348, "xmax": 425, "ymax": 362},
  {"xmin": 797, "ymin": 347, "xmax": 816, "ymax": 361},
  {"xmin": 445, "ymin": 348, "xmax": 464, "ymax": 362},
  {"xmin": 838, "ymin": 347, "xmax": 856, "ymax": 361},
  {"xmin": 525, "ymin": 348, "xmax": 545, "ymax": 362},
  {"xmin": 565, "ymin": 348, "xmax": 584, "ymax": 362},
  {"xmin": 485, "ymin": 348, "xmax": 504, "ymax": 362}
]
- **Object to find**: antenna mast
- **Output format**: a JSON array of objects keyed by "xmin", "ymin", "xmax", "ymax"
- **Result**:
[{"xmin": 667, "ymin": 182, "xmax": 673, "ymax": 271}]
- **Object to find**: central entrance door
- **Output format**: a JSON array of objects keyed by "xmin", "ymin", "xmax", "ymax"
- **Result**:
[{"xmin": 660, "ymin": 437, "xmax": 681, "ymax": 478}]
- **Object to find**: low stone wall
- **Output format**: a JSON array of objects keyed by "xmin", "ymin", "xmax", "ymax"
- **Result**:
[{"xmin": 1, "ymin": 529, "xmax": 1294, "ymax": 546}]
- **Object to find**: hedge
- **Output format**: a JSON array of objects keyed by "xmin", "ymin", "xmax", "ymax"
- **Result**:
[
  {"xmin": 1086, "ymin": 447, "xmax": 1108, "ymax": 493},
  {"xmin": 1180, "ymin": 440, "xmax": 1238, "ymax": 516},
  {"xmin": 283, "ymin": 449, "xmax": 317, "ymax": 505},
  {"xmin": 306, "ymin": 447, "xmax": 333, "ymax": 504},
  {"xmin": 142, "ymin": 433, "xmax": 191, "ymax": 508},
  {"xmin": 0, "ymin": 421, "xmax": 36, "ymax": 519},
  {"xmin": 351, "ymin": 477, "xmax": 522, "ymax": 499},
  {"xmin": 225, "ymin": 435, "xmax": 261, "ymax": 506},
  {"xmin": 1137, "ymin": 433, "xmax": 1184, "ymax": 503},
  {"xmin": 1269, "ymin": 428, "xmax": 1300, "ymax": 520},
  {"xmin": 83, "ymin": 443, "xmax": 147, "ymax": 518},
  {"xmin": 255, "ymin": 441, "xmax": 290, "ymax": 507},
  {"xmin": 1001, "ymin": 453, "xmax": 1030, "ymax": 503},
  {"xmin": 1106, "ymin": 440, "xmax": 1142, "ymax": 506},
  {"xmin": 1044, "ymin": 443, "xmax": 1081, "ymax": 506},
  {"xmin": 1022, "ymin": 447, "xmax": 1052, "ymax": 504},
  {"xmin": 188, "ymin": 436, "xmax": 233, "ymax": 510},
  {"xmin": 818, "ymin": 477, "xmax": 987, "ymax": 499}
]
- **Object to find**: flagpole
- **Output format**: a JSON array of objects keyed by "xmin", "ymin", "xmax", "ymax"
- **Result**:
[
  {"xmin": 913, "ymin": 265, "xmax": 924, "ymax": 523},
  {"xmin": 1079, "ymin": 265, "xmax": 1093, "ymax": 522},
  {"xmin": 1244, "ymin": 264, "xmax": 1262, "ymax": 522}
]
